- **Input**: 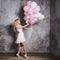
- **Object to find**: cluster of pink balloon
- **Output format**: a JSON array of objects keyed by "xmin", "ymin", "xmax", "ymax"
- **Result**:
[{"xmin": 24, "ymin": 1, "xmax": 45, "ymax": 24}]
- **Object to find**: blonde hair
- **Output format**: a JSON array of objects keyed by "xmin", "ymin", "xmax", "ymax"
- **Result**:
[{"xmin": 13, "ymin": 19, "xmax": 19, "ymax": 32}]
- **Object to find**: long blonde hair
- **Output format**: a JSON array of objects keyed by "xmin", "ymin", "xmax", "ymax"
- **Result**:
[{"xmin": 13, "ymin": 19, "xmax": 20, "ymax": 32}]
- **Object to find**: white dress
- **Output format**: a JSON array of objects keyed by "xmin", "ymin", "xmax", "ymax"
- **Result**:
[{"xmin": 15, "ymin": 28, "xmax": 25, "ymax": 44}]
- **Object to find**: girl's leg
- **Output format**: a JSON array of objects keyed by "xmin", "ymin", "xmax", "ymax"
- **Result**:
[
  {"xmin": 17, "ymin": 44, "xmax": 21, "ymax": 57},
  {"xmin": 22, "ymin": 42, "xmax": 28, "ymax": 58},
  {"xmin": 22, "ymin": 42, "xmax": 27, "ymax": 55}
]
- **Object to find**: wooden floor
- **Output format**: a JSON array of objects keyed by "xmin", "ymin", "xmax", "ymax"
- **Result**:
[{"xmin": 0, "ymin": 53, "xmax": 60, "ymax": 60}]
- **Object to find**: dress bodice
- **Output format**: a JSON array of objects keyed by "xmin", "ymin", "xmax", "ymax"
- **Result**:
[{"xmin": 16, "ymin": 28, "xmax": 23, "ymax": 32}]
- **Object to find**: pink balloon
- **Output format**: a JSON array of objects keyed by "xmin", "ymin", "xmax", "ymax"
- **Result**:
[
  {"xmin": 26, "ymin": 18, "xmax": 31, "ymax": 24},
  {"xmin": 27, "ymin": 1, "xmax": 32, "ymax": 6},
  {"xmin": 24, "ymin": 6, "xmax": 29, "ymax": 12},
  {"xmin": 26, "ymin": 20, "xmax": 29, "ymax": 24},
  {"xmin": 24, "ymin": 1, "xmax": 41, "ymax": 25},
  {"xmin": 28, "ymin": 20, "xmax": 32, "ymax": 24},
  {"xmin": 31, "ymin": 2, "xmax": 37, "ymax": 9},
  {"xmin": 28, "ymin": 8, "xmax": 33, "ymax": 15},
  {"xmin": 31, "ymin": 18, "xmax": 39, "ymax": 24},
  {"xmin": 35, "ymin": 6, "xmax": 40, "ymax": 12},
  {"xmin": 33, "ymin": 6, "xmax": 40, "ymax": 14},
  {"xmin": 33, "ymin": 10, "xmax": 38, "ymax": 14},
  {"xmin": 24, "ymin": 12, "xmax": 29, "ymax": 16},
  {"xmin": 26, "ymin": 16, "xmax": 30, "ymax": 19},
  {"xmin": 29, "ymin": 20, "xmax": 35, "ymax": 24},
  {"xmin": 34, "ymin": 18, "xmax": 38, "ymax": 21},
  {"xmin": 26, "ymin": 21, "xmax": 28, "ymax": 23},
  {"xmin": 27, "ymin": 17, "xmax": 30, "ymax": 21},
  {"xmin": 32, "ymin": 19, "xmax": 38, "ymax": 24},
  {"xmin": 25, "ymin": 17, "xmax": 39, "ymax": 24}
]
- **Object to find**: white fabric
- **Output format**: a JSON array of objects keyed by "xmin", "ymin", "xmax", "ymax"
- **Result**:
[{"xmin": 15, "ymin": 28, "xmax": 25, "ymax": 44}]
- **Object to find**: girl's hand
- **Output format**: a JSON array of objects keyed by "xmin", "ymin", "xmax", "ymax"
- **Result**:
[
  {"xmin": 28, "ymin": 28, "xmax": 32, "ymax": 30},
  {"xmin": 24, "ymin": 23, "xmax": 29, "ymax": 27}
]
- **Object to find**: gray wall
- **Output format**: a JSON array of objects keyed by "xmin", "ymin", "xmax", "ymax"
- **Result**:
[
  {"xmin": 50, "ymin": 0, "xmax": 60, "ymax": 57},
  {"xmin": 0, "ymin": 0, "xmax": 50, "ymax": 53}
]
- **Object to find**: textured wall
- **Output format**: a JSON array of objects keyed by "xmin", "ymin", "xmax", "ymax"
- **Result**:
[
  {"xmin": 0, "ymin": 0, "xmax": 50, "ymax": 53},
  {"xmin": 50, "ymin": 0, "xmax": 60, "ymax": 57}
]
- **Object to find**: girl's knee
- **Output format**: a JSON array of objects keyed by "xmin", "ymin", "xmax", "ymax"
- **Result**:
[{"xmin": 22, "ymin": 42, "xmax": 26, "ymax": 46}]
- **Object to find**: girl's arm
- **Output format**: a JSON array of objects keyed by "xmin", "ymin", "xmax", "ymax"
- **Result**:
[
  {"xmin": 24, "ymin": 27, "xmax": 31, "ymax": 30},
  {"xmin": 16, "ymin": 24, "xmax": 25, "ymax": 29},
  {"xmin": 16, "ymin": 23, "xmax": 29, "ymax": 29}
]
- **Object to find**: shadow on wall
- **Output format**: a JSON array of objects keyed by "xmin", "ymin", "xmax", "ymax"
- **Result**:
[
  {"xmin": 8, "ymin": 25, "xmax": 18, "ymax": 52},
  {"xmin": 17, "ymin": 6, "xmax": 26, "ymax": 26}
]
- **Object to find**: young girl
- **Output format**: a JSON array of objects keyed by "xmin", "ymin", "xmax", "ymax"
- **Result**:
[{"xmin": 13, "ymin": 19, "xmax": 29, "ymax": 58}]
